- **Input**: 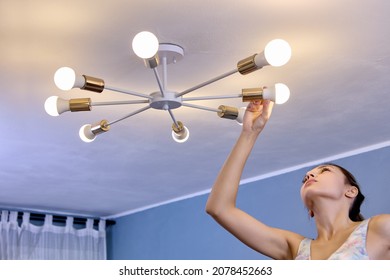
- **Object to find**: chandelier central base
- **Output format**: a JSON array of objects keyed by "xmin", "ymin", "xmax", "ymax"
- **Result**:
[
  {"xmin": 157, "ymin": 43, "xmax": 184, "ymax": 64},
  {"xmin": 149, "ymin": 91, "xmax": 182, "ymax": 110}
]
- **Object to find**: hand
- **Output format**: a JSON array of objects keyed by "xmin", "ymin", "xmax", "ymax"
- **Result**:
[{"xmin": 242, "ymin": 100, "xmax": 274, "ymax": 134}]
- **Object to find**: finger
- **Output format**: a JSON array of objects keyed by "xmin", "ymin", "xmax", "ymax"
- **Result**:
[
  {"xmin": 262, "ymin": 100, "xmax": 274, "ymax": 118},
  {"xmin": 247, "ymin": 100, "xmax": 263, "ymax": 112}
]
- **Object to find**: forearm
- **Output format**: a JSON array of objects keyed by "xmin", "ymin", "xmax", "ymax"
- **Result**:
[{"xmin": 206, "ymin": 130, "xmax": 260, "ymax": 216}]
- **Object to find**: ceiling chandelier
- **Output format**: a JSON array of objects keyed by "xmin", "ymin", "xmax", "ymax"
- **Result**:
[{"xmin": 45, "ymin": 31, "xmax": 292, "ymax": 143}]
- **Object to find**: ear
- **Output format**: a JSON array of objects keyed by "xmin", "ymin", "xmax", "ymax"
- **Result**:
[{"xmin": 345, "ymin": 186, "xmax": 358, "ymax": 199}]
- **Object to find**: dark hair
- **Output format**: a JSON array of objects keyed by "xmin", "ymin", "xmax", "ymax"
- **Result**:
[{"xmin": 325, "ymin": 163, "xmax": 365, "ymax": 222}]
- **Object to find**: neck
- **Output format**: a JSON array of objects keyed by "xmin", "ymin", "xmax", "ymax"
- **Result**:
[{"xmin": 311, "ymin": 202, "xmax": 355, "ymax": 240}]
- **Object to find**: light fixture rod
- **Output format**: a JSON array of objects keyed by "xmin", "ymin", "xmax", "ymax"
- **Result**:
[
  {"xmin": 162, "ymin": 56, "xmax": 168, "ymax": 90},
  {"xmin": 105, "ymin": 85, "xmax": 152, "ymax": 100},
  {"xmin": 167, "ymin": 109, "xmax": 179, "ymax": 128},
  {"xmin": 182, "ymin": 93, "xmax": 242, "ymax": 101},
  {"xmin": 153, "ymin": 68, "xmax": 165, "ymax": 97},
  {"xmin": 182, "ymin": 103, "xmax": 222, "ymax": 113},
  {"xmin": 176, "ymin": 68, "xmax": 238, "ymax": 97},
  {"xmin": 108, "ymin": 105, "xmax": 151, "ymax": 126},
  {"xmin": 91, "ymin": 100, "xmax": 149, "ymax": 106}
]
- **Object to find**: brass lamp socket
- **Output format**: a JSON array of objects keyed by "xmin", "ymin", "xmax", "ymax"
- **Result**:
[
  {"xmin": 81, "ymin": 75, "xmax": 105, "ymax": 93},
  {"xmin": 144, "ymin": 55, "xmax": 160, "ymax": 69},
  {"xmin": 217, "ymin": 105, "xmax": 239, "ymax": 120},
  {"xmin": 242, "ymin": 88, "xmax": 264, "ymax": 102},
  {"xmin": 69, "ymin": 98, "xmax": 92, "ymax": 112},
  {"xmin": 172, "ymin": 121, "xmax": 184, "ymax": 133},
  {"xmin": 91, "ymin": 120, "xmax": 110, "ymax": 135},
  {"xmin": 237, "ymin": 54, "xmax": 261, "ymax": 75}
]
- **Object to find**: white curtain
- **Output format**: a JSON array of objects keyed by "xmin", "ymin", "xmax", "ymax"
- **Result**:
[{"xmin": 0, "ymin": 211, "xmax": 106, "ymax": 260}]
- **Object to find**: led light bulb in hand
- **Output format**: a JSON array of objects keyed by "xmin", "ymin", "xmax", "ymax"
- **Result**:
[
  {"xmin": 262, "ymin": 83, "xmax": 290, "ymax": 104},
  {"xmin": 274, "ymin": 83, "xmax": 290, "ymax": 104}
]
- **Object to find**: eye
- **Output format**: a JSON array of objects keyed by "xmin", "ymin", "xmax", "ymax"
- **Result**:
[{"xmin": 319, "ymin": 167, "xmax": 331, "ymax": 174}]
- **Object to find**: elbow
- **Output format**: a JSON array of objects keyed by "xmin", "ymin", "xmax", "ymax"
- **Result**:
[
  {"xmin": 205, "ymin": 188, "xmax": 235, "ymax": 219},
  {"xmin": 205, "ymin": 199, "xmax": 220, "ymax": 218},
  {"xmin": 205, "ymin": 199, "xmax": 229, "ymax": 220},
  {"xmin": 205, "ymin": 201, "xmax": 215, "ymax": 217},
  {"xmin": 206, "ymin": 207, "xmax": 221, "ymax": 221}
]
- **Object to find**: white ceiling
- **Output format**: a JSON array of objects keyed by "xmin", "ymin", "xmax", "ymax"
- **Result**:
[{"xmin": 1, "ymin": 0, "xmax": 389, "ymax": 219}]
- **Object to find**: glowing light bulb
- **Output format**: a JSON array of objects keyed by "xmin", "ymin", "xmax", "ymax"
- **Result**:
[
  {"xmin": 172, "ymin": 126, "xmax": 190, "ymax": 143},
  {"xmin": 264, "ymin": 39, "xmax": 291, "ymax": 67},
  {"xmin": 79, "ymin": 120, "xmax": 109, "ymax": 142},
  {"xmin": 54, "ymin": 67, "xmax": 76, "ymax": 90},
  {"xmin": 262, "ymin": 83, "xmax": 290, "ymax": 104},
  {"xmin": 79, "ymin": 124, "xmax": 95, "ymax": 143},
  {"xmin": 274, "ymin": 83, "xmax": 290, "ymax": 104},
  {"xmin": 44, "ymin": 96, "xmax": 70, "ymax": 116},
  {"xmin": 44, "ymin": 96, "xmax": 60, "ymax": 116},
  {"xmin": 132, "ymin": 31, "xmax": 159, "ymax": 59}
]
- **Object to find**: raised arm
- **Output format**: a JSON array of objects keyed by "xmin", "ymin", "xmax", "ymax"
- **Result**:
[{"xmin": 205, "ymin": 100, "xmax": 303, "ymax": 259}]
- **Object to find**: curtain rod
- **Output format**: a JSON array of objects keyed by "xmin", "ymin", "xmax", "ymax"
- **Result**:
[
  {"xmin": 25, "ymin": 213, "xmax": 116, "ymax": 227},
  {"xmin": 1, "ymin": 210, "xmax": 115, "ymax": 227}
]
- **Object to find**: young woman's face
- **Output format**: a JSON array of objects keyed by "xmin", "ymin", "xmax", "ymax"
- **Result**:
[{"xmin": 300, "ymin": 165, "xmax": 349, "ymax": 204}]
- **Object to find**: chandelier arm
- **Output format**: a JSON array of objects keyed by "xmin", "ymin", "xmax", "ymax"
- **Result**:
[
  {"xmin": 182, "ymin": 94, "xmax": 242, "ymax": 101},
  {"xmin": 176, "ymin": 68, "xmax": 238, "ymax": 98},
  {"xmin": 104, "ymin": 85, "xmax": 152, "ymax": 100},
  {"xmin": 167, "ymin": 109, "xmax": 179, "ymax": 128},
  {"xmin": 162, "ymin": 56, "xmax": 168, "ymax": 90},
  {"xmin": 91, "ymin": 100, "xmax": 150, "ymax": 106},
  {"xmin": 182, "ymin": 103, "xmax": 222, "ymax": 113},
  {"xmin": 107, "ymin": 105, "xmax": 151, "ymax": 126},
  {"xmin": 153, "ymin": 68, "xmax": 165, "ymax": 97}
]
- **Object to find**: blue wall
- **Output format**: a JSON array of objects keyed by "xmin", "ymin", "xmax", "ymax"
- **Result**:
[{"xmin": 107, "ymin": 146, "xmax": 390, "ymax": 259}]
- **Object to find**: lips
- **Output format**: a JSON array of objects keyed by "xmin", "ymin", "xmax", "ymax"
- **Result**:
[{"xmin": 304, "ymin": 179, "xmax": 317, "ymax": 188}]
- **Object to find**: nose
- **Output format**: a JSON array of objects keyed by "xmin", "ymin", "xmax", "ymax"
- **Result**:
[
  {"xmin": 303, "ymin": 172, "xmax": 315, "ymax": 183},
  {"xmin": 305, "ymin": 173, "xmax": 315, "ymax": 179}
]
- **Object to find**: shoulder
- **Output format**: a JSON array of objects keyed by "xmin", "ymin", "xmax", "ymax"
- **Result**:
[
  {"xmin": 367, "ymin": 214, "xmax": 390, "ymax": 249},
  {"xmin": 366, "ymin": 214, "xmax": 390, "ymax": 259},
  {"xmin": 368, "ymin": 214, "xmax": 390, "ymax": 235}
]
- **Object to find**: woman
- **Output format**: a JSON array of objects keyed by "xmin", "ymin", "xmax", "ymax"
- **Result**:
[{"xmin": 206, "ymin": 100, "xmax": 390, "ymax": 260}]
